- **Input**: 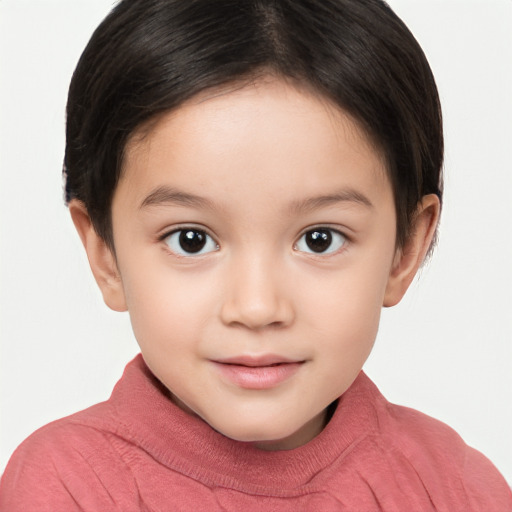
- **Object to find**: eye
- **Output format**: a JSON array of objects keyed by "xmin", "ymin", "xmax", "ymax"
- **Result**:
[
  {"xmin": 295, "ymin": 228, "xmax": 346, "ymax": 255},
  {"xmin": 164, "ymin": 228, "xmax": 218, "ymax": 256}
]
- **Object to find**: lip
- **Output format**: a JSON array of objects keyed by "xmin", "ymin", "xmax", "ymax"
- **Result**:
[
  {"xmin": 214, "ymin": 354, "xmax": 301, "ymax": 367},
  {"xmin": 211, "ymin": 355, "xmax": 305, "ymax": 390}
]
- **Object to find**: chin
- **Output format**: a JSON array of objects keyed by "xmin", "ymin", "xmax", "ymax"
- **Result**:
[
  {"xmin": 212, "ymin": 417, "xmax": 312, "ymax": 450},
  {"xmin": 219, "ymin": 424, "xmax": 288, "ymax": 443}
]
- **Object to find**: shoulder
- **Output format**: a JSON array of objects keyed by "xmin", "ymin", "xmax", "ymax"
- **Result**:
[
  {"xmin": 373, "ymin": 393, "xmax": 512, "ymax": 510},
  {"xmin": 0, "ymin": 406, "xmax": 140, "ymax": 512}
]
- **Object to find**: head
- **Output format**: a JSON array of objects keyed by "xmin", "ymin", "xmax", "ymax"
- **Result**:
[{"xmin": 66, "ymin": 0, "xmax": 443, "ymax": 449}]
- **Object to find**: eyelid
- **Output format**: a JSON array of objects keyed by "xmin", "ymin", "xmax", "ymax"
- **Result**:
[
  {"xmin": 295, "ymin": 224, "xmax": 350, "ymax": 241},
  {"xmin": 294, "ymin": 225, "xmax": 349, "ymax": 255},
  {"xmin": 158, "ymin": 223, "xmax": 216, "ymax": 242},
  {"xmin": 159, "ymin": 224, "xmax": 219, "ymax": 257}
]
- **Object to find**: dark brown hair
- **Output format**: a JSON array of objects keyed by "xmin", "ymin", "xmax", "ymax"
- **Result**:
[{"xmin": 64, "ymin": 0, "xmax": 443, "ymax": 249}]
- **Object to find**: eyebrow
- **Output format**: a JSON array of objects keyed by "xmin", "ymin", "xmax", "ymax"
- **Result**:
[
  {"xmin": 140, "ymin": 186, "xmax": 215, "ymax": 210},
  {"xmin": 289, "ymin": 189, "xmax": 374, "ymax": 214},
  {"xmin": 140, "ymin": 185, "xmax": 373, "ymax": 213}
]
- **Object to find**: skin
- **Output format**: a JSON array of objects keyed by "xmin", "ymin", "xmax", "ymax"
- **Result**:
[{"xmin": 70, "ymin": 77, "xmax": 439, "ymax": 451}]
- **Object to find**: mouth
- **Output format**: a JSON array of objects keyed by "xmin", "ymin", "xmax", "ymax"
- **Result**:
[
  {"xmin": 211, "ymin": 355, "xmax": 305, "ymax": 389},
  {"xmin": 214, "ymin": 354, "xmax": 302, "ymax": 367}
]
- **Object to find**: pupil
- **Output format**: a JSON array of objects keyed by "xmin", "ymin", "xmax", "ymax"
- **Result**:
[
  {"xmin": 179, "ymin": 230, "xmax": 206, "ymax": 253},
  {"xmin": 306, "ymin": 230, "xmax": 332, "ymax": 253}
]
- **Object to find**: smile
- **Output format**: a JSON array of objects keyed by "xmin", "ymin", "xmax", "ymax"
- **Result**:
[{"xmin": 211, "ymin": 356, "xmax": 305, "ymax": 390}]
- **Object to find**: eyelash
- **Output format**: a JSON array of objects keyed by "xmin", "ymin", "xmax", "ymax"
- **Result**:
[
  {"xmin": 160, "ymin": 227, "xmax": 219, "ymax": 257},
  {"xmin": 159, "ymin": 226, "xmax": 349, "ymax": 258},
  {"xmin": 294, "ymin": 227, "xmax": 348, "ymax": 256}
]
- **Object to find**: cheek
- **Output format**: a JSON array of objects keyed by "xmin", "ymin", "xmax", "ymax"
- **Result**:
[
  {"xmin": 301, "ymin": 260, "xmax": 390, "ymax": 353},
  {"xmin": 302, "ymin": 279, "xmax": 384, "ymax": 399},
  {"xmin": 119, "ymin": 257, "xmax": 218, "ymax": 353}
]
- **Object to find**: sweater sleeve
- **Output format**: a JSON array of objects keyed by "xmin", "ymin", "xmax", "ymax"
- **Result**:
[
  {"xmin": 0, "ymin": 422, "xmax": 140, "ymax": 512},
  {"xmin": 462, "ymin": 445, "xmax": 512, "ymax": 512}
]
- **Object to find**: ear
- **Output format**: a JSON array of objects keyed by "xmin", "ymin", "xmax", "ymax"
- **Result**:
[
  {"xmin": 69, "ymin": 199, "xmax": 127, "ymax": 312},
  {"xmin": 383, "ymin": 194, "xmax": 440, "ymax": 307}
]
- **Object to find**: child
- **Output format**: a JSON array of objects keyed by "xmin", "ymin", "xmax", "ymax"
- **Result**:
[{"xmin": 1, "ymin": 0, "xmax": 511, "ymax": 510}]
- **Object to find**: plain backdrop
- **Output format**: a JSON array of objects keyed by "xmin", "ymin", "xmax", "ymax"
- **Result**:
[{"xmin": 1, "ymin": 0, "xmax": 511, "ymax": 483}]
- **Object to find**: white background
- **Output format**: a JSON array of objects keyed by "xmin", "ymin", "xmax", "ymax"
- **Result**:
[{"xmin": 1, "ymin": 0, "xmax": 511, "ymax": 483}]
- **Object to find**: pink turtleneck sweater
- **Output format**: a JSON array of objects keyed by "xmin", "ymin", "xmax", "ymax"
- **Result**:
[{"xmin": 1, "ymin": 355, "xmax": 510, "ymax": 511}]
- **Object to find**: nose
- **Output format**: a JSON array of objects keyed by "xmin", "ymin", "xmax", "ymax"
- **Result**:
[{"xmin": 219, "ymin": 254, "xmax": 295, "ymax": 330}]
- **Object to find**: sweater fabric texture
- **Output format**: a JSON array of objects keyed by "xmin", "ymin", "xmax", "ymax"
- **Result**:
[{"xmin": 1, "ymin": 354, "xmax": 511, "ymax": 511}]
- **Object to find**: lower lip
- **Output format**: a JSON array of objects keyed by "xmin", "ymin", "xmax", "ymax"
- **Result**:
[{"xmin": 212, "ymin": 362, "xmax": 303, "ymax": 389}]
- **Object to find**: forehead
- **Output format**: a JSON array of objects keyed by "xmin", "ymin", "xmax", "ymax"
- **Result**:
[{"xmin": 118, "ymin": 78, "xmax": 390, "ymax": 212}]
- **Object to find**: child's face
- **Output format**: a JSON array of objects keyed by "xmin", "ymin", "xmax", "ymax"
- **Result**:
[{"xmin": 109, "ymin": 78, "xmax": 400, "ymax": 449}]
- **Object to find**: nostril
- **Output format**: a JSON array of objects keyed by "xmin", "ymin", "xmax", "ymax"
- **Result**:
[
  {"xmin": 220, "ymin": 299, "xmax": 294, "ymax": 330},
  {"xmin": 219, "ymin": 266, "xmax": 295, "ymax": 329},
  {"xmin": 226, "ymin": 318, "xmax": 285, "ymax": 331}
]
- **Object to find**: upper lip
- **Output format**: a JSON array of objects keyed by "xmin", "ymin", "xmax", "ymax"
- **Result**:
[{"xmin": 212, "ymin": 355, "xmax": 304, "ymax": 367}]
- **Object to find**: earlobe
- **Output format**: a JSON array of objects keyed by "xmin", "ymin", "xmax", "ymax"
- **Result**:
[
  {"xmin": 68, "ymin": 199, "xmax": 128, "ymax": 312},
  {"xmin": 383, "ymin": 194, "xmax": 440, "ymax": 307}
]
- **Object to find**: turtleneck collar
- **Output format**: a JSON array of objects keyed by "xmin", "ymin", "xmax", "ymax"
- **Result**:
[{"xmin": 107, "ymin": 354, "xmax": 381, "ymax": 496}]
